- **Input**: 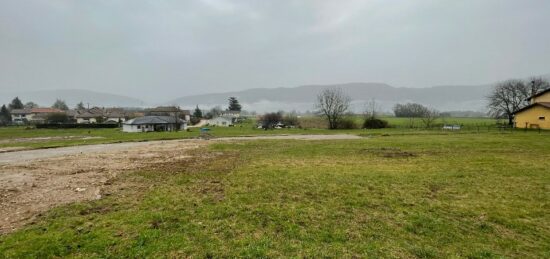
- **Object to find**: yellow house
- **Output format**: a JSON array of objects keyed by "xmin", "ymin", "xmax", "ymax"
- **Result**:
[{"xmin": 514, "ymin": 88, "xmax": 550, "ymax": 129}]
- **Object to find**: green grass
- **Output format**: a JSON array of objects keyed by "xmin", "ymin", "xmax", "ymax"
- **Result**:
[
  {"xmin": 0, "ymin": 125, "xmax": 336, "ymax": 149},
  {"xmin": 1, "ymin": 132, "xmax": 549, "ymax": 257},
  {"xmin": 0, "ymin": 117, "xmax": 520, "ymax": 150}
]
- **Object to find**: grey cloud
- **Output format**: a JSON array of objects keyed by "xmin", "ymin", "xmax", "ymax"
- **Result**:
[{"xmin": 1, "ymin": 0, "xmax": 549, "ymax": 103}]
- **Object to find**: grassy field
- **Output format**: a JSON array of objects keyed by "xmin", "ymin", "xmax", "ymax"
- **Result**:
[
  {"xmin": 1, "ymin": 132, "xmax": 548, "ymax": 257},
  {"xmin": 0, "ymin": 116, "xmax": 529, "ymax": 150}
]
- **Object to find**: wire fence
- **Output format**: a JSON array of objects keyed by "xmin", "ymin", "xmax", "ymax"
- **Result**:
[{"xmin": 379, "ymin": 124, "xmax": 550, "ymax": 135}]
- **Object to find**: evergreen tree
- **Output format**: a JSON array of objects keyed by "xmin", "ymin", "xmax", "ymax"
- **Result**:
[
  {"xmin": 52, "ymin": 99, "xmax": 69, "ymax": 110},
  {"xmin": 227, "ymin": 97, "xmax": 241, "ymax": 112},
  {"xmin": 9, "ymin": 97, "xmax": 24, "ymax": 110},
  {"xmin": 193, "ymin": 105, "xmax": 203, "ymax": 118},
  {"xmin": 24, "ymin": 102, "xmax": 39, "ymax": 109},
  {"xmin": 76, "ymin": 101, "xmax": 85, "ymax": 110},
  {"xmin": 0, "ymin": 105, "xmax": 11, "ymax": 124}
]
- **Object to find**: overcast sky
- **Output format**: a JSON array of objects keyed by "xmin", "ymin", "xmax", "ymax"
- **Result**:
[{"xmin": 1, "ymin": 0, "xmax": 549, "ymax": 102}]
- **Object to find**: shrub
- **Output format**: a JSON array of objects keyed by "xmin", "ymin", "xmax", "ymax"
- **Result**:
[
  {"xmin": 46, "ymin": 113, "xmax": 69, "ymax": 124},
  {"xmin": 298, "ymin": 117, "xmax": 327, "ymax": 129},
  {"xmin": 336, "ymin": 117, "xmax": 359, "ymax": 129},
  {"xmin": 260, "ymin": 112, "xmax": 283, "ymax": 128},
  {"xmin": 282, "ymin": 112, "xmax": 299, "ymax": 127},
  {"xmin": 36, "ymin": 123, "xmax": 119, "ymax": 129},
  {"xmin": 363, "ymin": 118, "xmax": 389, "ymax": 129}
]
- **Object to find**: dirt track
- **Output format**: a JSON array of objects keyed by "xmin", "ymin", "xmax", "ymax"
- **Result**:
[
  {"xmin": 0, "ymin": 134, "xmax": 360, "ymax": 234},
  {"xmin": 0, "ymin": 134, "xmax": 361, "ymax": 164}
]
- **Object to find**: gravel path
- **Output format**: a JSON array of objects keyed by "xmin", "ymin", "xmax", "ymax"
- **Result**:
[{"xmin": 0, "ymin": 134, "xmax": 361, "ymax": 164}]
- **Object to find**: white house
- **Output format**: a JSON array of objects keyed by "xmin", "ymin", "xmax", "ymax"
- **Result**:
[
  {"xmin": 208, "ymin": 116, "xmax": 235, "ymax": 127},
  {"xmin": 123, "ymin": 116, "xmax": 187, "ymax": 132},
  {"xmin": 76, "ymin": 111, "xmax": 100, "ymax": 124},
  {"xmin": 105, "ymin": 110, "xmax": 127, "ymax": 123}
]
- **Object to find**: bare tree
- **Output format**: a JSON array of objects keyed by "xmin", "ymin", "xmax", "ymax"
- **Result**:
[
  {"xmin": 420, "ymin": 108, "xmax": 439, "ymax": 128},
  {"xmin": 364, "ymin": 99, "xmax": 380, "ymax": 120},
  {"xmin": 528, "ymin": 77, "xmax": 550, "ymax": 96},
  {"xmin": 260, "ymin": 112, "xmax": 283, "ymax": 129},
  {"xmin": 393, "ymin": 102, "xmax": 430, "ymax": 128},
  {"xmin": 487, "ymin": 79, "xmax": 530, "ymax": 126},
  {"xmin": 315, "ymin": 88, "xmax": 351, "ymax": 129}
]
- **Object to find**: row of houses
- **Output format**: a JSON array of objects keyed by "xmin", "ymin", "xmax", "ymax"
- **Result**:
[
  {"xmin": 9, "ymin": 105, "xmax": 254, "ymax": 132},
  {"xmin": 11, "ymin": 108, "xmax": 64, "ymax": 124},
  {"xmin": 10, "ymin": 107, "xmax": 132, "ymax": 124},
  {"xmin": 9, "ymin": 106, "xmax": 195, "ymax": 132}
]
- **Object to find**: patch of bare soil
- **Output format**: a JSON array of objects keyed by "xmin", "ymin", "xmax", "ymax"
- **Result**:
[
  {"xmin": 0, "ymin": 136, "xmax": 104, "ymax": 145},
  {"xmin": 361, "ymin": 147, "xmax": 417, "ymax": 158},
  {"xmin": 0, "ymin": 134, "xmax": 361, "ymax": 234},
  {"xmin": 0, "ymin": 140, "xmax": 206, "ymax": 234}
]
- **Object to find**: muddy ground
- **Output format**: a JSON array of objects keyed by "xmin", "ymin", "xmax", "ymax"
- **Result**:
[{"xmin": 0, "ymin": 134, "xmax": 360, "ymax": 234}]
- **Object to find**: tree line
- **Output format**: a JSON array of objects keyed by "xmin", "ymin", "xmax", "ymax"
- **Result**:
[{"xmin": 314, "ymin": 88, "xmax": 440, "ymax": 129}]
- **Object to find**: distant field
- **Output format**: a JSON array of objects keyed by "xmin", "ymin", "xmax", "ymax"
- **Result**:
[
  {"xmin": 0, "ymin": 116, "xmax": 541, "ymax": 150},
  {"xmin": 1, "ymin": 132, "xmax": 548, "ymax": 257}
]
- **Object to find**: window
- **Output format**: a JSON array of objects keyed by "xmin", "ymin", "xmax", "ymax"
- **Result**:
[
  {"xmin": 137, "ymin": 125, "xmax": 141, "ymax": 129},
  {"xmin": 539, "ymin": 116, "xmax": 545, "ymax": 121}
]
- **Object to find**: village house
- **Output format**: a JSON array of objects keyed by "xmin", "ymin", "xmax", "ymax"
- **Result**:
[
  {"xmin": 514, "ymin": 88, "xmax": 550, "ymax": 129},
  {"xmin": 146, "ymin": 106, "xmax": 191, "ymax": 122},
  {"xmin": 10, "ymin": 108, "xmax": 64, "ymax": 124},
  {"xmin": 122, "ymin": 116, "xmax": 187, "ymax": 132},
  {"xmin": 220, "ymin": 110, "xmax": 241, "ymax": 118},
  {"xmin": 70, "ymin": 107, "xmax": 128, "ymax": 124},
  {"xmin": 104, "ymin": 108, "xmax": 128, "ymax": 123},
  {"xmin": 208, "ymin": 116, "xmax": 235, "ymax": 127},
  {"xmin": 75, "ymin": 111, "xmax": 101, "ymax": 124}
]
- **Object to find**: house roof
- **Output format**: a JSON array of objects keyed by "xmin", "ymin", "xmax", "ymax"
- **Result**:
[
  {"xmin": 66, "ymin": 110, "xmax": 79, "ymax": 117},
  {"xmin": 11, "ymin": 108, "xmax": 65, "ymax": 114},
  {"xmin": 147, "ymin": 106, "xmax": 180, "ymax": 112},
  {"xmin": 106, "ymin": 111, "xmax": 126, "ymax": 118},
  {"xmin": 10, "ymin": 109, "xmax": 31, "ymax": 115},
  {"xmin": 30, "ymin": 108, "xmax": 63, "ymax": 113},
  {"xmin": 513, "ymin": 102, "xmax": 550, "ymax": 114},
  {"xmin": 526, "ymin": 88, "xmax": 550, "ymax": 101},
  {"xmin": 124, "ymin": 116, "xmax": 185, "ymax": 125},
  {"xmin": 76, "ymin": 111, "xmax": 100, "ymax": 118},
  {"xmin": 88, "ymin": 107, "xmax": 104, "ymax": 114},
  {"xmin": 181, "ymin": 110, "xmax": 191, "ymax": 115}
]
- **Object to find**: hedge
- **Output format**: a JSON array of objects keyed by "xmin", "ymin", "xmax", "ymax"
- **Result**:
[{"xmin": 36, "ymin": 123, "xmax": 119, "ymax": 129}]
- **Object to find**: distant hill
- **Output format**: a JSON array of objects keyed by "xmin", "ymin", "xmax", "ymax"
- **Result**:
[
  {"xmin": 167, "ymin": 83, "xmax": 494, "ymax": 113},
  {"xmin": 0, "ymin": 89, "xmax": 146, "ymax": 108}
]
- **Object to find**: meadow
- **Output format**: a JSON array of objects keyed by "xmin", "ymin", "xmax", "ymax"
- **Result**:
[
  {"xmin": 0, "ymin": 116, "xmax": 528, "ymax": 150},
  {"xmin": 1, "ymin": 130, "xmax": 549, "ymax": 257}
]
